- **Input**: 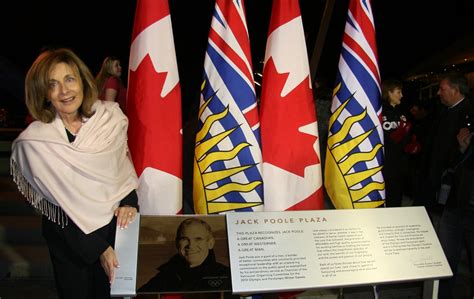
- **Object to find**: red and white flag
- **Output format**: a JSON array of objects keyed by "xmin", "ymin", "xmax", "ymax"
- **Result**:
[
  {"xmin": 260, "ymin": 0, "xmax": 324, "ymax": 211},
  {"xmin": 127, "ymin": 0, "xmax": 182, "ymax": 215}
]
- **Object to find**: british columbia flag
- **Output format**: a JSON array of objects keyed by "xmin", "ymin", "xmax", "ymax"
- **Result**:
[
  {"xmin": 193, "ymin": 0, "xmax": 263, "ymax": 214},
  {"xmin": 325, "ymin": 0, "xmax": 385, "ymax": 209}
]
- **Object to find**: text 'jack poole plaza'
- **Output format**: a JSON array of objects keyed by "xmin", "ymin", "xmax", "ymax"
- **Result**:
[{"xmin": 234, "ymin": 217, "xmax": 328, "ymax": 225}]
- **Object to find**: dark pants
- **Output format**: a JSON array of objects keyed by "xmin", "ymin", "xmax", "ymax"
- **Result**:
[
  {"xmin": 437, "ymin": 208, "xmax": 474, "ymax": 298},
  {"xmin": 43, "ymin": 218, "xmax": 111, "ymax": 299}
]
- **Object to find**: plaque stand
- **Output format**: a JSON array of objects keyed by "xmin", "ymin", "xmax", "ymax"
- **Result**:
[{"xmin": 225, "ymin": 208, "xmax": 452, "ymax": 295}]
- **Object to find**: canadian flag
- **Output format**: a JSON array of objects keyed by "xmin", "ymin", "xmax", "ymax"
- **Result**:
[
  {"xmin": 127, "ymin": 0, "xmax": 182, "ymax": 215},
  {"xmin": 260, "ymin": 0, "xmax": 324, "ymax": 211}
]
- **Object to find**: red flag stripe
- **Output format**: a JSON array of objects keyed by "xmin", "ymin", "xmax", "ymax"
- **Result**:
[
  {"xmin": 349, "ymin": 0, "xmax": 378, "ymax": 61},
  {"xmin": 243, "ymin": 105, "xmax": 259, "ymax": 130},
  {"xmin": 343, "ymin": 32, "xmax": 380, "ymax": 83},
  {"xmin": 208, "ymin": 27, "xmax": 254, "ymax": 85},
  {"xmin": 216, "ymin": 0, "xmax": 254, "ymax": 69}
]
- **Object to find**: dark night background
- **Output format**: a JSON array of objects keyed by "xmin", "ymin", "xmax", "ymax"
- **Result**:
[
  {"xmin": 0, "ymin": 2, "xmax": 473, "ymax": 297},
  {"xmin": 1, "ymin": 0, "xmax": 473, "ymax": 124}
]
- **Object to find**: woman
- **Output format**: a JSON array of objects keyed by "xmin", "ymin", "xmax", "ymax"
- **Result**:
[
  {"xmin": 10, "ymin": 48, "xmax": 138, "ymax": 298},
  {"xmin": 96, "ymin": 56, "xmax": 127, "ymax": 111},
  {"xmin": 381, "ymin": 79, "xmax": 411, "ymax": 207}
]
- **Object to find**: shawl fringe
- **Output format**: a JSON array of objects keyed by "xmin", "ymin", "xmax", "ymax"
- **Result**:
[{"xmin": 10, "ymin": 159, "xmax": 68, "ymax": 228}]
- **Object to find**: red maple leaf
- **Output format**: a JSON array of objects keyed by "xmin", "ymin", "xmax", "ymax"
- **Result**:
[
  {"xmin": 127, "ymin": 54, "xmax": 182, "ymax": 178},
  {"xmin": 260, "ymin": 58, "xmax": 320, "ymax": 177}
]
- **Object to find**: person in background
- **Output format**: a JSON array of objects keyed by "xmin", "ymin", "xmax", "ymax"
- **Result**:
[
  {"xmin": 406, "ymin": 99, "xmax": 432, "ymax": 202},
  {"xmin": 417, "ymin": 73, "xmax": 472, "ymax": 222},
  {"xmin": 96, "ymin": 56, "xmax": 127, "ymax": 111},
  {"xmin": 381, "ymin": 79, "xmax": 413, "ymax": 207},
  {"xmin": 10, "ymin": 48, "xmax": 139, "ymax": 298},
  {"xmin": 438, "ymin": 120, "xmax": 474, "ymax": 298},
  {"xmin": 138, "ymin": 217, "xmax": 231, "ymax": 293}
]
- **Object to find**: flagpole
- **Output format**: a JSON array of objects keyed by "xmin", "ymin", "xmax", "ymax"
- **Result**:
[
  {"xmin": 309, "ymin": 0, "xmax": 336, "ymax": 81},
  {"xmin": 372, "ymin": 285, "xmax": 379, "ymax": 299},
  {"xmin": 338, "ymin": 287, "xmax": 344, "ymax": 299}
]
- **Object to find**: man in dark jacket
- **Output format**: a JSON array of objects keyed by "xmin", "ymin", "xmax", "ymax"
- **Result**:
[
  {"xmin": 417, "ymin": 73, "xmax": 472, "ymax": 212},
  {"xmin": 138, "ymin": 218, "xmax": 231, "ymax": 293},
  {"xmin": 437, "ymin": 117, "xmax": 474, "ymax": 298}
]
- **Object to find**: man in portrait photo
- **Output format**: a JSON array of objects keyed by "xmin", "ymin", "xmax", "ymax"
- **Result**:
[{"xmin": 138, "ymin": 217, "xmax": 231, "ymax": 293}]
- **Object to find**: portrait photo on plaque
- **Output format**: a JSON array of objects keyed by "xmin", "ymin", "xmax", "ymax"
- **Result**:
[{"xmin": 136, "ymin": 215, "xmax": 232, "ymax": 294}]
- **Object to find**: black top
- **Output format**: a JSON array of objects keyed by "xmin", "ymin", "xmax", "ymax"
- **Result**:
[
  {"xmin": 419, "ymin": 98, "xmax": 473, "ymax": 207},
  {"xmin": 427, "ymin": 99, "xmax": 473, "ymax": 190},
  {"xmin": 382, "ymin": 103, "xmax": 409, "ymax": 179}
]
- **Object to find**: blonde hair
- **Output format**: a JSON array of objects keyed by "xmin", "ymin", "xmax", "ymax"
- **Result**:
[
  {"xmin": 95, "ymin": 56, "xmax": 121, "ymax": 94},
  {"xmin": 25, "ymin": 48, "xmax": 97, "ymax": 123}
]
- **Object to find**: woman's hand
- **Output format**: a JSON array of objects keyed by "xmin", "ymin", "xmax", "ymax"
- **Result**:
[
  {"xmin": 114, "ymin": 205, "xmax": 137, "ymax": 229},
  {"xmin": 100, "ymin": 246, "xmax": 119, "ymax": 284}
]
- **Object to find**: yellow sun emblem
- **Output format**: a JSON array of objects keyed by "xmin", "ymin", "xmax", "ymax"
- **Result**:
[
  {"xmin": 193, "ymin": 81, "xmax": 263, "ymax": 214},
  {"xmin": 325, "ymin": 83, "xmax": 385, "ymax": 209}
]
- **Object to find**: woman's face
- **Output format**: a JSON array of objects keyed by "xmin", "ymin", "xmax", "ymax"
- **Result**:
[
  {"xmin": 111, "ymin": 60, "xmax": 122, "ymax": 77},
  {"xmin": 388, "ymin": 87, "xmax": 403, "ymax": 106},
  {"xmin": 47, "ymin": 62, "xmax": 84, "ymax": 119}
]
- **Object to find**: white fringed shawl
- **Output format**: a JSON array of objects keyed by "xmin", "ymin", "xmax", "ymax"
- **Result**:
[{"xmin": 10, "ymin": 101, "xmax": 138, "ymax": 234}]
